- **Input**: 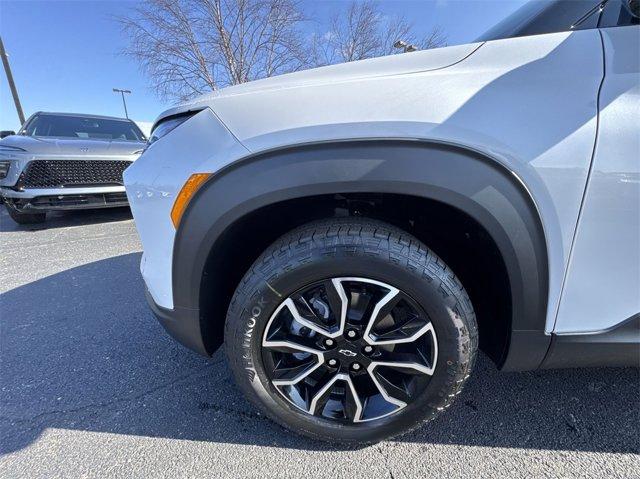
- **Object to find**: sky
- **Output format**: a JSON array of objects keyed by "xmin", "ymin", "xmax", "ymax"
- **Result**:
[{"xmin": 0, "ymin": 0, "xmax": 527, "ymax": 132}]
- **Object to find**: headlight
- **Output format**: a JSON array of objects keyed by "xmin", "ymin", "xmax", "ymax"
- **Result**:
[
  {"xmin": 0, "ymin": 145, "xmax": 26, "ymax": 152},
  {"xmin": 0, "ymin": 160, "xmax": 11, "ymax": 179},
  {"xmin": 148, "ymin": 112, "xmax": 197, "ymax": 146}
]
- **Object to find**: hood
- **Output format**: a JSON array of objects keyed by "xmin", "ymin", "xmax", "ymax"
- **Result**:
[
  {"xmin": 156, "ymin": 42, "xmax": 483, "ymax": 123},
  {"xmin": 0, "ymin": 134, "xmax": 145, "ymax": 156}
]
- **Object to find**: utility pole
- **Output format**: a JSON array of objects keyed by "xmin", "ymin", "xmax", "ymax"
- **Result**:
[
  {"xmin": 0, "ymin": 36, "xmax": 26, "ymax": 125},
  {"xmin": 112, "ymin": 88, "xmax": 131, "ymax": 119}
]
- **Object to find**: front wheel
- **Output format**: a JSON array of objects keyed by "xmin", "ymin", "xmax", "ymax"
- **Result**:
[{"xmin": 225, "ymin": 218, "xmax": 478, "ymax": 443}]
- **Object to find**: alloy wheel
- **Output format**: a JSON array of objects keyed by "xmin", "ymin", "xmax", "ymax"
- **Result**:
[{"xmin": 261, "ymin": 277, "xmax": 438, "ymax": 423}]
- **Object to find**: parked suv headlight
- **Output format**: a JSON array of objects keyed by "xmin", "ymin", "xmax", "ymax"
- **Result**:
[
  {"xmin": 0, "ymin": 145, "xmax": 26, "ymax": 153},
  {"xmin": 0, "ymin": 160, "xmax": 11, "ymax": 179}
]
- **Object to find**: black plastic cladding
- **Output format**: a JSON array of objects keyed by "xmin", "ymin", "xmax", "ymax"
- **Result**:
[{"xmin": 170, "ymin": 140, "xmax": 550, "ymax": 371}]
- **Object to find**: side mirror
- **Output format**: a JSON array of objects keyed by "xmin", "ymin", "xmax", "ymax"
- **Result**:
[{"xmin": 0, "ymin": 131, "xmax": 16, "ymax": 139}]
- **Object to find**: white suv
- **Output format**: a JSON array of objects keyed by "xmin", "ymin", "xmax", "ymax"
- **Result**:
[
  {"xmin": 0, "ymin": 112, "xmax": 145, "ymax": 224},
  {"xmin": 124, "ymin": 0, "xmax": 639, "ymax": 443}
]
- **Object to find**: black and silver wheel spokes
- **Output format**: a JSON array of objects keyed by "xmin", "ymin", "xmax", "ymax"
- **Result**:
[{"xmin": 262, "ymin": 277, "xmax": 437, "ymax": 423}]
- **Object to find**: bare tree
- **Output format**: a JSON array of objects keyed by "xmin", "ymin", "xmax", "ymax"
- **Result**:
[
  {"xmin": 118, "ymin": 0, "xmax": 308, "ymax": 102},
  {"xmin": 312, "ymin": 0, "xmax": 446, "ymax": 66},
  {"xmin": 420, "ymin": 25, "xmax": 447, "ymax": 50},
  {"xmin": 119, "ymin": 0, "xmax": 447, "ymax": 102}
]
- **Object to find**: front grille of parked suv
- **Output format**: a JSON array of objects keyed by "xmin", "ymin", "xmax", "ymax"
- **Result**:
[{"xmin": 20, "ymin": 160, "xmax": 131, "ymax": 188}]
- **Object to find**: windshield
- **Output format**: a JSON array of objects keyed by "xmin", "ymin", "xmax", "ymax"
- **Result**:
[
  {"xmin": 22, "ymin": 114, "xmax": 146, "ymax": 141},
  {"xmin": 477, "ymin": 0, "xmax": 603, "ymax": 42}
]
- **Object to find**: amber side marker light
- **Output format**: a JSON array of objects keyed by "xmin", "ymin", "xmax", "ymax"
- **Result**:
[{"xmin": 171, "ymin": 173, "xmax": 212, "ymax": 228}]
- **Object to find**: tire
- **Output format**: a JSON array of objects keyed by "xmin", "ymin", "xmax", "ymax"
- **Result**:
[
  {"xmin": 5, "ymin": 204, "xmax": 46, "ymax": 224},
  {"xmin": 225, "ymin": 218, "xmax": 478, "ymax": 443}
]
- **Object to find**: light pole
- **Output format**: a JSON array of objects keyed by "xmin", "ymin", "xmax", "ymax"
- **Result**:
[
  {"xmin": 112, "ymin": 88, "xmax": 131, "ymax": 119},
  {"xmin": 0, "ymin": 36, "xmax": 25, "ymax": 125}
]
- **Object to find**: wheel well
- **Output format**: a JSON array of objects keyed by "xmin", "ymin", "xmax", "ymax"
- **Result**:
[{"xmin": 199, "ymin": 193, "xmax": 512, "ymax": 365}]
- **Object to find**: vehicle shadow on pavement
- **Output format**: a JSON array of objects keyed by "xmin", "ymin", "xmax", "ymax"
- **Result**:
[
  {"xmin": 1, "ymin": 253, "xmax": 638, "ymax": 455},
  {"xmin": 0, "ymin": 206, "xmax": 133, "ymax": 232}
]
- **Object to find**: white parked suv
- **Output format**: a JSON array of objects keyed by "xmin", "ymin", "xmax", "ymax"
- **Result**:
[
  {"xmin": 124, "ymin": 0, "xmax": 639, "ymax": 443},
  {"xmin": 0, "ymin": 112, "xmax": 146, "ymax": 224}
]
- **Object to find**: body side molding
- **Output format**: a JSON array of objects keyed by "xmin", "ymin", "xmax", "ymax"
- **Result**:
[{"xmin": 542, "ymin": 314, "xmax": 640, "ymax": 368}]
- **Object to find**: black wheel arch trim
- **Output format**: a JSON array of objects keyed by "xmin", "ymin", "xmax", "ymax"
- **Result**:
[{"xmin": 171, "ymin": 139, "xmax": 551, "ymax": 371}]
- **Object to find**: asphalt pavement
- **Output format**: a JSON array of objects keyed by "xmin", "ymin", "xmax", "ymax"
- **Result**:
[{"xmin": 0, "ymin": 207, "xmax": 638, "ymax": 478}]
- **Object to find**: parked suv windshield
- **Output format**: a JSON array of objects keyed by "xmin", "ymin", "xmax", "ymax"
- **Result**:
[
  {"xmin": 21, "ymin": 114, "xmax": 146, "ymax": 141},
  {"xmin": 477, "ymin": 0, "xmax": 603, "ymax": 41}
]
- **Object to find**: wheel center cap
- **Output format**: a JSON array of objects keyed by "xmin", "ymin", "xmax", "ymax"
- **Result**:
[{"xmin": 329, "ymin": 334, "xmax": 370, "ymax": 366}]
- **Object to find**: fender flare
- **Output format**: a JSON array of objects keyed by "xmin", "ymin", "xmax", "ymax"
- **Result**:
[{"xmin": 173, "ymin": 139, "xmax": 550, "ymax": 370}]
